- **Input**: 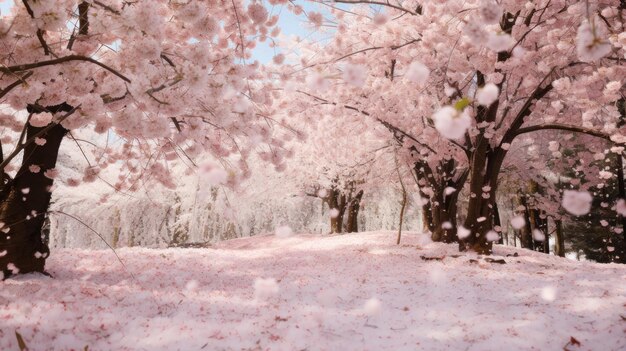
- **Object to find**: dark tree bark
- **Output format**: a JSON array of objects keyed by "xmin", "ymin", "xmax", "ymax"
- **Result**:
[
  {"xmin": 344, "ymin": 189, "xmax": 363, "ymax": 233},
  {"xmin": 397, "ymin": 185, "xmax": 407, "ymax": 245},
  {"xmin": 542, "ymin": 217, "xmax": 549, "ymax": 254},
  {"xmin": 430, "ymin": 191, "xmax": 460, "ymax": 243},
  {"xmin": 0, "ymin": 2, "xmax": 92, "ymax": 279},
  {"xmin": 312, "ymin": 181, "xmax": 363, "ymax": 234},
  {"xmin": 422, "ymin": 199, "xmax": 435, "ymax": 233},
  {"xmin": 327, "ymin": 185, "xmax": 347, "ymax": 234},
  {"xmin": 0, "ymin": 104, "xmax": 70, "ymax": 278},
  {"xmin": 493, "ymin": 201, "xmax": 503, "ymax": 245},
  {"xmin": 327, "ymin": 187, "xmax": 341, "ymax": 234},
  {"xmin": 458, "ymin": 14, "xmax": 556, "ymax": 255},
  {"xmin": 529, "ymin": 208, "xmax": 549, "ymax": 253},
  {"xmin": 457, "ymin": 70, "xmax": 501, "ymax": 254},
  {"xmin": 415, "ymin": 159, "xmax": 466, "ymax": 244},
  {"xmin": 616, "ymin": 155, "xmax": 626, "ymax": 249},
  {"xmin": 554, "ymin": 219, "xmax": 565, "ymax": 257},
  {"xmin": 458, "ymin": 75, "xmax": 500, "ymax": 254}
]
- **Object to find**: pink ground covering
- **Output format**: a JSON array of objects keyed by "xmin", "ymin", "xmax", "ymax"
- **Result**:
[{"xmin": 1, "ymin": 231, "xmax": 625, "ymax": 350}]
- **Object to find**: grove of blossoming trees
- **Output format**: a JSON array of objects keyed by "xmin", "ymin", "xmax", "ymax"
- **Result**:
[
  {"xmin": 277, "ymin": 92, "xmax": 396, "ymax": 233},
  {"xmin": 1, "ymin": 0, "xmax": 626, "ymax": 280},
  {"xmin": 284, "ymin": 0, "xmax": 626, "ymax": 254},
  {"xmin": 0, "ymin": 0, "xmax": 292, "ymax": 278}
]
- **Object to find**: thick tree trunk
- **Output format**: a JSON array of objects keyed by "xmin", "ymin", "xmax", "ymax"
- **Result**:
[
  {"xmin": 460, "ymin": 94, "xmax": 498, "ymax": 254},
  {"xmin": 430, "ymin": 192, "xmax": 459, "ymax": 243},
  {"xmin": 418, "ymin": 160, "xmax": 462, "ymax": 244},
  {"xmin": 327, "ymin": 187, "xmax": 346, "ymax": 234},
  {"xmin": 337, "ymin": 193, "xmax": 346, "ymax": 232},
  {"xmin": 422, "ymin": 201, "xmax": 435, "ymax": 233},
  {"xmin": 344, "ymin": 190, "xmax": 363, "ymax": 233},
  {"xmin": 529, "ymin": 208, "xmax": 542, "ymax": 252},
  {"xmin": 525, "ymin": 181, "xmax": 549, "ymax": 253},
  {"xmin": 0, "ymin": 109, "xmax": 68, "ymax": 278},
  {"xmin": 459, "ymin": 63, "xmax": 553, "ymax": 254},
  {"xmin": 460, "ymin": 143, "xmax": 494, "ymax": 254}
]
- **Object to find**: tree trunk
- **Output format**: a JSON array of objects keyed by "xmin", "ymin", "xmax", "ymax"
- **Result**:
[
  {"xmin": 529, "ymin": 208, "xmax": 542, "ymax": 252},
  {"xmin": 518, "ymin": 194, "xmax": 534, "ymax": 250},
  {"xmin": 337, "ymin": 192, "xmax": 346, "ymax": 232},
  {"xmin": 554, "ymin": 219, "xmax": 565, "ymax": 257},
  {"xmin": 328, "ymin": 187, "xmax": 346, "ymax": 234},
  {"xmin": 422, "ymin": 201, "xmax": 435, "ymax": 233},
  {"xmin": 344, "ymin": 190, "xmax": 363, "ymax": 233},
  {"xmin": 396, "ymin": 187, "xmax": 407, "ymax": 245},
  {"xmin": 430, "ymin": 192, "xmax": 459, "ymax": 243},
  {"xmin": 0, "ymin": 107, "xmax": 68, "ymax": 278},
  {"xmin": 533, "ymin": 210, "xmax": 549, "ymax": 254},
  {"xmin": 460, "ymin": 142, "xmax": 494, "ymax": 254},
  {"xmin": 460, "ymin": 96, "xmax": 498, "ymax": 254},
  {"xmin": 493, "ymin": 201, "xmax": 504, "ymax": 245},
  {"xmin": 616, "ymin": 155, "xmax": 626, "ymax": 251}
]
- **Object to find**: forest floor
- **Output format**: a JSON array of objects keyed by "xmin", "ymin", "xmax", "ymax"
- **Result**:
[{"xmin": 1, "ymin": 231, "xmax": 625, "ymax": 350}]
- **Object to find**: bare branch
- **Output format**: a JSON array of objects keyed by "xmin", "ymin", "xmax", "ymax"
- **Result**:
[
  {"xmin": 170, "ymin": 117, "xmax": 182, "ymax": 132},
  {"xmin": 330, "ymin": 0, "xmax": 419, "ymax": 15},
  {"xmin": 327, "ymin": 39, "xmax": 420, "ymax": 65},
  {"xmin": 93, "ymin": 1, "xmax": 120, "ymax": 15},
  {"xmin": 160, "ymin": 53, "xmax": 176, "ymax": 68}
]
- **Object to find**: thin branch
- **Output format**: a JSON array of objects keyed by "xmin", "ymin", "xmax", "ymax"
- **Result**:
[
  {"xmin": 21, "ymin": 0, "xmax": 53, "ymax": 56},
  {"xmin": 170, "ymin": 118, "xmax": 182, "ymax": 132},
  {"xmin": 513, "ymin": 123, "xmax": 612, "ymax": 141},
  {"xmin": 1, "ymin": 55, "xmax": 131, "ymax": 83},
  {"xmin": 68, "ymin": 132, "xmax": 93, "ymax": 167},
  {"xmin": 331, "ymin": 0, "xmax": 418, "ymax": 15},
  {"xmin": 447, "ymin": 138, "xmax": 471, "ymax": 159},
  {"xmin": 160, "ymin": 53, "xmax": 176, "ymax": 68},
  {"xmin": 230, "ymin": 0, "xmax": 246, "ymax": 61},
  {"xmin": 295, "ymin": 89, "xmax": 436, "ymax": 153},
  {"xmin": 93, "ymin": 0, "xmax": 120, "ymax": 15},
  {"xmin": 395, "ymin": 151, "xmax": 408, "ymax": 245},
  {"xmin": 145, "ymin": 77, "xmax": 183, "ymax": 95},
  {"xmin": 0, "ymin": 71, "xmax": 33, "ymax": 100},
  {"xmin": 499, "ymin": 69, "xmax": 554, "ymax": 146},
  {"xmin": 331, "ymin": 39, "xmax": 420, "ymax": 63},
  {"xmin": 51, "ymin": 210, "xmax": 136, "ymax": 282}
]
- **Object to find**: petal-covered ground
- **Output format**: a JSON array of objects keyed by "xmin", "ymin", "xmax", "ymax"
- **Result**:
[{"xmin": 1, "ymin": 231, "xmax": 625, "ymax": 350}]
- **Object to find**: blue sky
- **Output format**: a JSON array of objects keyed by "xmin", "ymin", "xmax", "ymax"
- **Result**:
[
  {"xmin": 253, "ymin": 2, "xmax": 312, "ymax": 63},
  {"xmin": 0, "ymin": 1, "xmax": 11, "ymax": 14},
  {"xmin": 0, "ymin": 1, "xmax": 313, "ymax": 64}
]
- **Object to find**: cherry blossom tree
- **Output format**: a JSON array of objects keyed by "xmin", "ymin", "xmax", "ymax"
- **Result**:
[
  {"xmin": 500, "ymin": 131, "xmax": 626, "ymax": 259},
  {"xmin": 287, "ymin": 0, "xmax": 626, "ymax": 254},
  {"xmin": 0, "ymin": 0, "xmax": 288, "ymax": 278},
  {"xmin": 277, "ymin": 95, "xmax": 394, "ymax": 233}
]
